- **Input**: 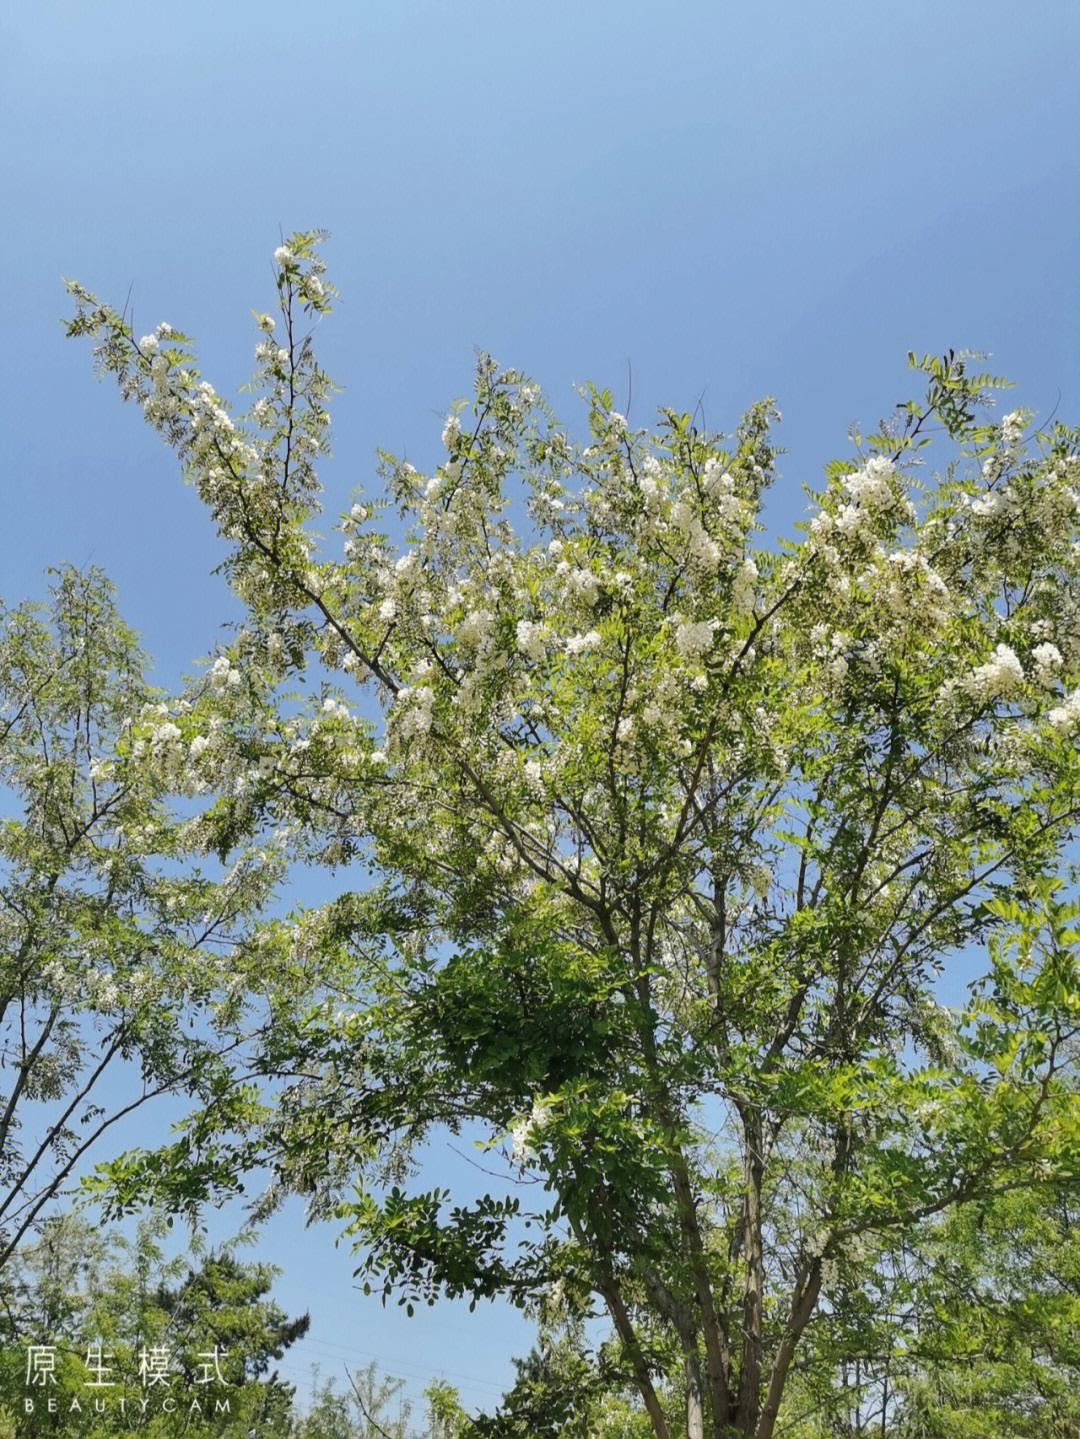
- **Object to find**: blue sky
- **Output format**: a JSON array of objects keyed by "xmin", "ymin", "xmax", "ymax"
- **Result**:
[{"xmin": 3, "ymin": 0, "xmax": 1078, "ymax": 1419}]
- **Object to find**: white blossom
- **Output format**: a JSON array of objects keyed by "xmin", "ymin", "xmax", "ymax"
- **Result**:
[
  {"xmin": 1032, "ymin": 642, "xmax": 1062, "ymax": 688},
  {"xmin": 966, "ymin": 644, "xmax": 1024, "ymax": 701},
  {"xmin": 510, "ymin": 1116, "xmax": 531, "ymax": 1162},
  {"xmin": 674, "ymin": 619, "xmax": 716, "ymax": 660},
  {"xmin": 1048, "ymin": 687, "xmax": 1080, "ymax": 734},
  {"xmin": 639, "ymin": 474, "xmax": 660, "ymax": 507},
  {"xmin": 566, "ymin": 630, "xmax": 601, "ymax": 656},
  {"xmin": 845, "ymin": 455, "xmax": 897, "ymax": 511},
  {"xmin": 567, "ymin": 568, "xmax": 599, "ymax": 606},
  {"xmin": 703, "ymin": 459, "xmax": 734, "ymax": 498},
  {"xmin": 731, "ymin": 558, "xmax": 758, "ymax": 615},
  {"xmin": 516, "ymin": 620, "xmax": 547, "ymax": 664},
  {"xmin": 458, "ymin": 608, "xmax": 495, "ymax": 647},
  {"xmin": 209, "ymin": 656, "xmax": 236, "ymax": 692},
  {"xmin": 395, "ymin": 552, "xmax": 420, "ymax": 583}
]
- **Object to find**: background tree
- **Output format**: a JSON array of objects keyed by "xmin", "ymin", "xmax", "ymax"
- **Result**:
[
  {"xmin": 888, "ymin": 1180, "xmax": 1080, "ymax": 1438},
  {"xmin": 0, "ymin": 558, "xmax": 370, "ymax": 1263},
  {"xmin": 0, "ymin": 567, "xmax": 284, "ymax": 1262},
  {"xmin": 66, "ymin": 236, "xmax": 1080, "ymax": 1439},
  {"xmin": 0, "ymin": 1212, "xmax": 307, "ymax": 1436},
  {"xmin": 293, "ymin": 1363, "xmax": 463, "ymax": 1439}
]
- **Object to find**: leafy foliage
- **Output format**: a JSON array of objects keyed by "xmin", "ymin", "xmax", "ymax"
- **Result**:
[
  {"xmin": 0, "ymin": 1213, "xmax": 306, "ymax": 1437},
  {"xmin": 64, "ymin": 235, "xmax": 1080, "ymax": 1438},
  {"xmin": 0, "ymin": 569, "xmax": 295, "ymax": 1259}
]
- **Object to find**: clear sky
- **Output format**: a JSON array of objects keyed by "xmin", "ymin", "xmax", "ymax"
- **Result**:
[{"xmin": 3, "ymin": 0, "xmax": 1078, "ymax": 1420}]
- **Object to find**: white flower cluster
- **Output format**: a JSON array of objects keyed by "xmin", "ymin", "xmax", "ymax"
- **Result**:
[
  {"xmin": 810, "ymin": 457, "xmax": 913, "ymax": 555},
  {"xmin": 1032, "ymin": 642, "xmax": 1063, "ymax": 688},
  {"xmin": 516, "ymin": 620, "xmax": 547, "ymax": 664},
  {"xmin": 835, "ymin": 503, "xmax": 875, "ymax": 541},
  {"xmin": 395, "ymin": 550, "xmax": 421, "ymax": 584},
  {"xmin": 190, "ymin": 381, "xmax": 235, "ymax": 438},
  {"xmin": 138, "ymin": 343, "xmax": 186, "ymax": 430},
  {"xmin": 807, "ymin": 510, "xmax": 836, "ymax": 550},
  {"xmin": 825, "ymin": 631, "xmax": 852, "ymax": 685},
  {"xmin": 396, "ymin": 684, "xmax": 436, "ymax": 740},
  {"xmin": 731, "ymin": 557, "xmax": 758, "ymax": 616},
  {"xmin": 1001, "ymin": 410, "xmax": 1024, "ymax": 446},
  {"xmin": 457, "ymin": 607, "xmax": 496, "ymax": 650},
  {"xmin": 564, "ymin": 566, "xmax": 599, "ymax": 606},
  {"xmin": 670, "ymin": 500, "xmax": 722, "ymax": 573},
  {"xmin": 968, "ymin": 485, "xmax": 1014, "ymax": 521},
  {"xmin": 1048, "ymin": 687, "xmax": 1080, "ymax": 734},
  {"xmin": 965, "ymin": 644, "xmax": 1024, "ymax": 701},
  {"xmin": 702, "ymin": 460, "xmax": 743, "ymax": 532},
  {"xmin": 845, "ymin": 455, "xmax": 899, "ymax": 511},
  {"xmin": 638, "ymin": 456, "xmax": 664, "ymax": 511},
  {"xmin": 566, "ymin": 630, "xmax": 601, "ymax": 656},
  {"xmin": 209, "ymin": 655, "xmax": 242, "ymax": 691},
  {"xmin": 674, "ymin": 618, "xmax": 717, "ymax": 660},
  {"xmin": 510, "ymin": 1098, "xmax": 552, "ymax": 1163},
  {"xmin": 883, "ymin": 551, "xmax": 952, "ymax": 630},
  {"xmin": 94, "ymin": 976, "xmax": 121, "ymax": 1012},
  {"xmin": 147, "ymin": 716, "xmax": 185, "ymax": 776}
]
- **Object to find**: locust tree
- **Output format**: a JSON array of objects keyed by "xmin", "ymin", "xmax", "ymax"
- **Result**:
[
  {"xmin": 743, "ymin": 1154, "xmax": 1080, "ymax": 1439},
  {"xmin": 0, "ymin": 565, "xmax": 321, "ymax": 1266},
  {"xmin": 66, "ymin": 234, "xmax": 1080, "ymax": 1439},
  {"xmin": 890, "ymin": 1180, "xmax": 1080, "ymax": 1438}
]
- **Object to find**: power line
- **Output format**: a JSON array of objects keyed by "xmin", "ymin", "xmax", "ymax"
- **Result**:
[{"xmin": 267, "ymin": 1332, "xmax": 509, "ymax": 1399}]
